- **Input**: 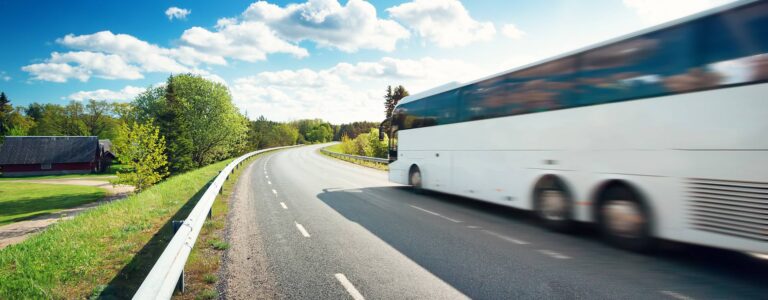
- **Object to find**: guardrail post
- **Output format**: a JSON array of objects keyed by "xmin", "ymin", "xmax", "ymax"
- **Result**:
[{"xmin": 171, "ymin": 220, "xmax": 185, "ymax": 294}]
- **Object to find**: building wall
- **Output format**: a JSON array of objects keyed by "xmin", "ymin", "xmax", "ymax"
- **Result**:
[{"xmin": 0, "ymin": 162, "xmax": 94, "ymax": 177}]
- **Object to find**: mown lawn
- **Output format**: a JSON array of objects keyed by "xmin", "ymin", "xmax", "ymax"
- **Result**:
[
  {"xmin": 0, "ymin": 173, "xmax": 116, "ymax": 181},
  {"xmin": 0, "ymin": 159, "xmax": 233, "ymax": 299},
  {"xmin": 0, "ymin": 182, "xmax": 106, "ymax": 226}
]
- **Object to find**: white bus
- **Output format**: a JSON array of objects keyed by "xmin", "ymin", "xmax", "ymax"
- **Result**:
[{"xmin": 382, "ymin": 0, "xmax": 768, "ymax": 252}]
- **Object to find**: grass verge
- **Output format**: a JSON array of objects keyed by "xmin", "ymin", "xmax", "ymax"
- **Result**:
[
  {"xmin": 0, "ymin": 182, "xmax": 106, "ymax": 226},
  {"xmin": 321, "ymin": 145, "xmax": 388, "ymax": 171},
  {"xmin": 0, "ymin": 159, "xmax": 234, "ymax": 299},
  {"xmin": 174, "ymin": 153, "xmax": 264, "ymax": 300},
  {"xmin": 0, "ymin": 174, "xmax": 117, "ymax": 181}
]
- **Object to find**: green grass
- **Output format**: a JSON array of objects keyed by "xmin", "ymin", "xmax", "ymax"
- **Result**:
[
  {"xmin": 321, "ymin": 145, "xmax": 388, "ymax": 171},
  {"xmin": 0, "ymin": 159, "xmax": 235, "ymax": 299},
  {"xmin": 0, "ymin": 182, "xmax": 106, "ymax": 226},
  {"xmin": 324, "ymin": 143, "xmax": 343, "ymax": 153}
]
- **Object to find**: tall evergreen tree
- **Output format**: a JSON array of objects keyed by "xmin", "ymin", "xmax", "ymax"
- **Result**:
[
  {"xmin": 0, "ymin": 92, "xmax": 11, "ymax": 136},
  {"xmin": 157, "ymin": 75, "xmax": 195, "ymax": 174},
  {"xmin": 382, "ymin": 85, "xmax": 409, "ymax": 135}
]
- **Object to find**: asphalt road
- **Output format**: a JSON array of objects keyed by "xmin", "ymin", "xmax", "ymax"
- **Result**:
[{"xmin": 221, "ymin": 144, "xmax": 768, "ymax": 300}]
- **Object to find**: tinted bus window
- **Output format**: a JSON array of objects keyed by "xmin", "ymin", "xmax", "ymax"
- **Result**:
[
  {"xmin": 398, "ymin": 99, "xmax": 427, "ymax": 130},
  {"xmin": 579, "ymin": 24, "xmax": 695, "ymax": 102},
  {"xmin": 698, "ymin": 1, "xmax": 768, "ymax": 87},
  {"xmin": 424, "ymin": 90, "xmax": 459, "ymax": 125},
  {"xmin": 459, "ymin": 57, "xmax": 576, "ymax": 122}
]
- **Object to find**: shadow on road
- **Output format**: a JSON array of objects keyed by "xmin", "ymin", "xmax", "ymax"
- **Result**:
[{"xmin": 317, "ymin": 186, "xmax": 768, "ymax": 299}]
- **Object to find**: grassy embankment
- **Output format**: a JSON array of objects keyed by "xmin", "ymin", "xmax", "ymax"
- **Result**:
[
  {"xmin": 321, "ymin": 143, "xmax": 388, "ymax": 171},
  {"xmin": 0, "ymin": 183, "xmax": 106, "ymax": 226},
  {"xmin": 175, "ymin": 153, "xmax": 266, "ymax": 300},
  {"xmin": 0, "ymin": 159, "xmax": 234, "ymax": 299}
]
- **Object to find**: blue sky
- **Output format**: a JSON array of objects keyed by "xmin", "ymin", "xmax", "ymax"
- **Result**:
[{"xmin": 0, "ymin": 0, "xmax": 732, "ymax": 122}]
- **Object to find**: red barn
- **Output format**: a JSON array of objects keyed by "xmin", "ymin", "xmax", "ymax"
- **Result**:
[{"xmin": 0, "ymin": 136, "xmax": 112, "ymax": 177}]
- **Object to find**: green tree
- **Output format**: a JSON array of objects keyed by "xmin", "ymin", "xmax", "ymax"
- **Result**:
[
  {"xmin": 0, "ymin": 92, "xmax": 13, "ymax": 136},
  {"xmin": 83, "ymin": 100, "xmax": 118, "ymax": 138},
  {"xmin": 383, "ymin": 85, "xmax": 408, "ymax": 134},
  {"xmin": 133, "ymin": 74, "xmax": 249, "ymax": 173},
  {"xmin": 112, "ymin": 121, "xmax": 168, "ymax": 191}
]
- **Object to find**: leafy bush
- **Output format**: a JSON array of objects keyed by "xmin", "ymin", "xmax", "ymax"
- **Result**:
[{"xmin": 339, "ymin": 128, "xmax": 388, "ymax": 158}]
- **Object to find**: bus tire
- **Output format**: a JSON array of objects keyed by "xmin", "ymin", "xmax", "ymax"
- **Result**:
[
  {"xmin": 409, "ymin": 165, "xmax": 423, "ymax": 192},
  {"xmin": 533, "ymin": 176, "xmax": 574, "ymax": 232},
  {"xmin": 597, "ymin": 184, "xmax": 654, "ymax": 252}
]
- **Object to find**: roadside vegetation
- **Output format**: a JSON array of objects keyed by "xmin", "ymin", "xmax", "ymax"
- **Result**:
[
  {"xmin": 0, "ymin": 182, "xmax": 105, "ymax": 226},
  {"xmin": 0, "ymin": 159, "xmax": 233, "ymax": 298},
  {"xmin": 322, "ymin": 132, "xmax": 389, "ymax": 171},
  {"xmin": 177, "ymin": 153, "xmax": 267, "ymax": 299}
]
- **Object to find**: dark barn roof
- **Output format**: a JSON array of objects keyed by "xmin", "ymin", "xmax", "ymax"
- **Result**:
[{"xmin": 0, "ymin": 136, "xmax": 99, "ymax": 165}]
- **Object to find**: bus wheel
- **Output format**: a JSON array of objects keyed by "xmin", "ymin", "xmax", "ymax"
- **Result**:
[
  {"xmin": 598, "ymin": 185, "xmax": 653, "ymax": 252},
  {"xmin": 409, "ymin": 165, "xmax": 423, "ymax": 191},
  {"xmin": 534, "ymin": 178, "xmax": 573, "ymax": 232}
]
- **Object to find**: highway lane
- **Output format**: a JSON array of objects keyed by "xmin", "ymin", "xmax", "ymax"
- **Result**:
[{"xmin": 221, "ymin": 144, "xmax": 768, "ymax": 300}]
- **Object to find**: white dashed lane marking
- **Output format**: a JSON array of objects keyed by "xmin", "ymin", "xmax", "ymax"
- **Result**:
[
  {"xmin": 482, "ymin": 230, "xmax": 529, "ymax": 245},
  {"xmin": 295, "ymin": 222, "xmax": 310, "ymax": 237},
  {"xmin": 272, "ymin": 189, "xmax": 278, "ymax": 195},
  {"xmin": 660, "ymin": 290, "xmax": 695, "ymax": 300},
  {"xmin": 537, "ymin": 249, "xmax": 571, "ymax": 259},
  {"xmin": 280, "ymin": 202, "xmax": 287, "ymax": 209},
  {"xmin": 409, "ymin": 205, "xmax": 462, "ymax": 223},
  {"xmin": 335, "ymin": 273, "xmax": 365, "ymax": 300}
]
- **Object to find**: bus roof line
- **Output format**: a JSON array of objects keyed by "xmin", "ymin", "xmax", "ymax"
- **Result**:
[{"xmin": 397, "ymin": 0, "xmax": 758, "ymax": 106}]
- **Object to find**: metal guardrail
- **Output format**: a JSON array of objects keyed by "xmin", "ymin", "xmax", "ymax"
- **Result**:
[
  {"xmin": 133, "ymin": 145, "xmax": 297, "ymax": 300},
  {"xmin": 320, "ymin": 148, "xmax": 389, "ymax": 164}
]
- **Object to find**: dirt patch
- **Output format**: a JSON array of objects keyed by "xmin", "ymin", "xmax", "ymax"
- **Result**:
[
  {"xmin": 0, "ymin": 178, "xmax": 135, "ymax": 249},
  {"xmin": 219, "ymin": 161, "xmax": 279, "ymax": 300}
]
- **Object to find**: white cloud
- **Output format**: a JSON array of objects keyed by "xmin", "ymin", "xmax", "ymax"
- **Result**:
[
  {"xmin": 23, "ymin": 31, "xmax": 224, "ymax": 82},
  {"xmin": 0, "ymin": 71, "xmax": 10, "ymax": 82},
  {"xmin": 501, "ymin": 24, "xmax": 525, "ymax": 40},
  {"xmin": 67, "ymin": 85, "xmax": 146, "ymax": 102},
  {"xmin": 231, "ymin": 56, "xmax": 481, "ymax": 123},
  {"xmin": 180, "ymin": 21, "xmax": 309, "ymax": 62},
  {"xmin": 242, "ymin": 0, "xmax": 410, "ymax": 52},
  {"xmin": 166, "ymin": 7, "xmax": 191, "ymax": 20},
  {"xmin": 59, "ymin": 31, "xmax": 212, "ymax": 72},
  {"xmin": 387, "ymin": 0, "xmax": 495, "ymax": 48},
  {"xmin": 623, "ymin": 0, "xmax": 734, "ymax": 24},
  {"xmin": 22, "ymin": 51, "xmax": 143, "ymax": 82}
]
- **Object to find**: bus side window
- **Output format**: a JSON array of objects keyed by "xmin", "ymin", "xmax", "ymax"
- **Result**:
[
  {"xmin": 579, "ymin": 23, "xmax": 696, "ymax": 103},
  {"xmin": 698, "ymin": 1, "xmax": 768, "ymax": 87}
]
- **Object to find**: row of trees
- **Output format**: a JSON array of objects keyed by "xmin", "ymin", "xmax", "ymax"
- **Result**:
[
  {"xmin": 0, "ymin": 92, "xmax": 131, "ymax": 140},
  {"xmin": 1, "ymin": 79, "xmax": 409, "ymax": 189}
]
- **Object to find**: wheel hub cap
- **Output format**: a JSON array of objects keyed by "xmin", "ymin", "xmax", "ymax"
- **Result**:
[
  {"xmin": 603, "ymin": 200, "xmax": 645, "ymax": 238},
  {"xmin": 541, "ymin": 190, "xmax": 567, "ymax": 221},
  {"xmin": 411, "ymin": 172, "xmax": 421, "ymax": 187}
]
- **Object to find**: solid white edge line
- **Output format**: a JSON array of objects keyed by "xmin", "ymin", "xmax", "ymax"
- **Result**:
[
  {"xmin": 335, "ymin": 273, "xmax": 365, "ymax": 300},
  {"xmin": 295, "ymin": 222, "xmax": 310, "ymax": 237},
  {"xmin": 537, "ymin": 249, "xmax": 571, "ymax": 259},
  {"xmin": 280, "ymin": 202, "xmax": 287, "ymax": 209},
  {"xmin": 660, "ymin": 290, "xmax": 695, "ymax": 300},
  {"xmin": 481, "ymin": 230, "xmax": 529, "ymax": 245}
]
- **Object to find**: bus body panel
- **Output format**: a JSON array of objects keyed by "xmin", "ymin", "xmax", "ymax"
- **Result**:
[{"xmin": 389, "ymin": 83, "xmax": 768, "ymax": 253}]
